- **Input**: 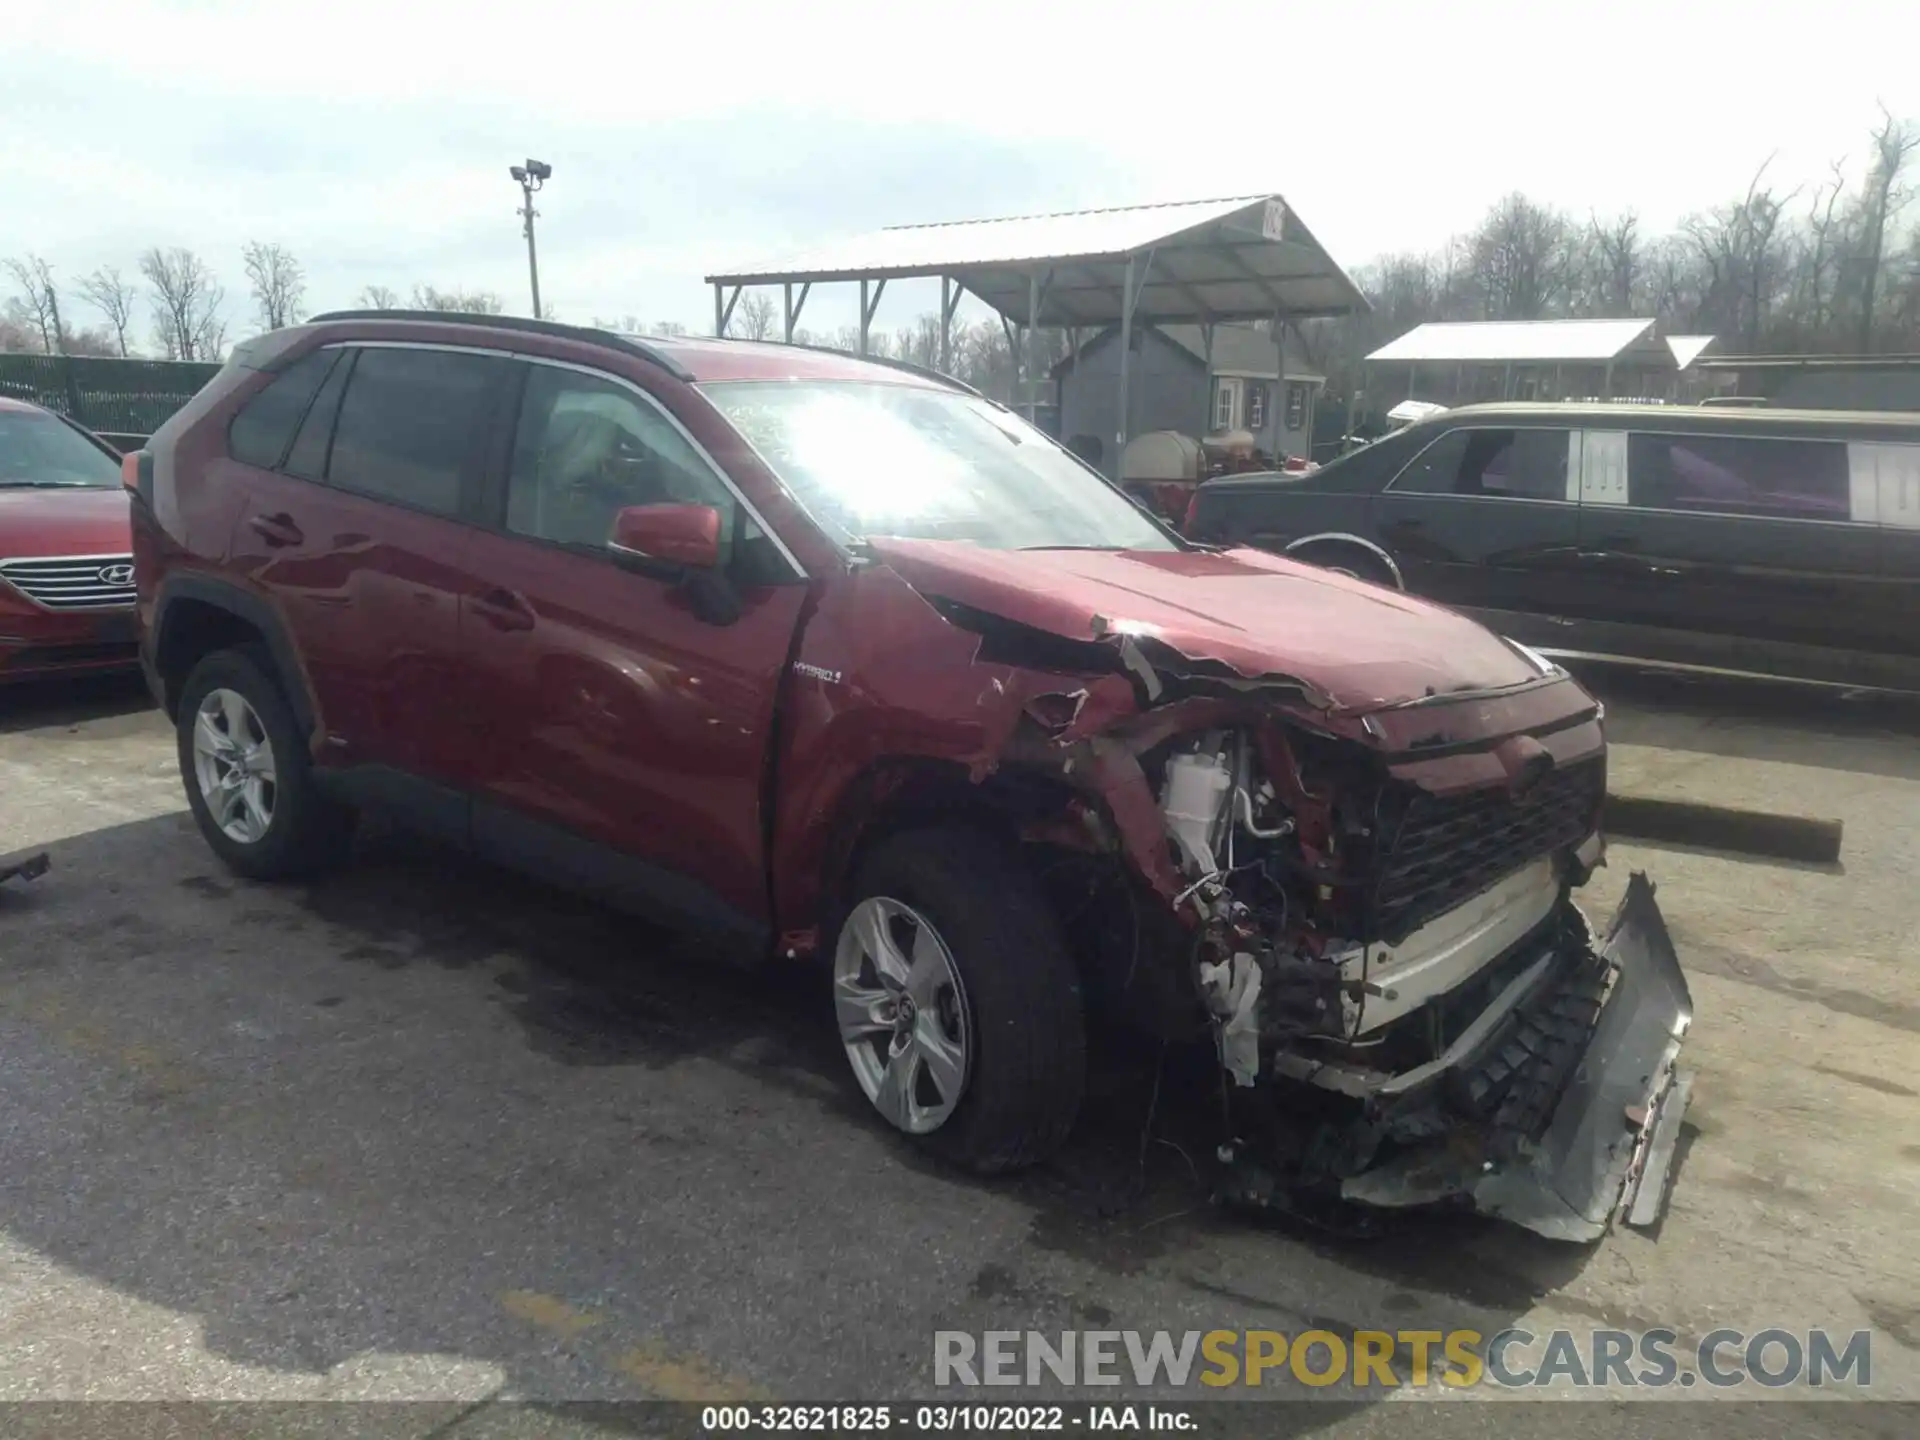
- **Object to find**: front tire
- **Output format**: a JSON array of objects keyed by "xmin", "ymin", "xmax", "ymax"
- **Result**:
[
  {"xmin": 176, "ymin": 646, "xmax": 356, "ymax": 880},
  {"xmin": 832, "ymin": 827, "xmax": 1086, "ymax": 1173}
]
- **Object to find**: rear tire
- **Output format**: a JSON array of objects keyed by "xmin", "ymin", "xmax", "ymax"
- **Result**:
[
  {"xmin": 832, "ymin": 827, "xmax": 1086, "ymax": 1173},
  {"xmin": 176, "ymin": 645, "xmax": 356, "ymax": 880}
]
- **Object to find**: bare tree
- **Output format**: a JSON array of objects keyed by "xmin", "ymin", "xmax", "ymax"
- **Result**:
[
  {"xmin": 1683, "ymin": 161, "xmax": 1799, "ymax": 350},
  {"xmin": 1586, "ymin": 213, "xmax": 1643, "ymax": 316},
  {"xmin": 63, "ymin": 327, "xmax": 120, "ymax": 358},
  {"xmin": 4, "ymin": 254, "xmax": 66, "ymax": 353},
  {"xmin": 358, "ymin": 284, "xmax": 401, "ymax": 310},
  {"xmin": 140, "ymin": 246, "xmax": 227, "ymax": 360},
  {"xmin": 1785, "ymin": 160, "xmax": 1852, "ymax": 346},
  {"xmin": 78, "ymin": 266, "xmax": 139, "ymax": 356},
  {"xmin": 410, "ymin": 284, "xmax": 502, "ymax": 314},
  {"xmin": 735, "ymin": 292, "xmax": 778, "ymax": 340},
  {"xmin": 243, "ymin": 242, "xmax": 307, "ymax": 331},
  {"xmin": 1854, "ymin": 106, "xmax": 1920, "ymax": 351},
  {"xmin": 1, "ymin": 302, "xmax": 44, "ymax": 353},
  {"xmin": 591, "ymin": 316, "xmax": 690, "ymax": 337},
  {"xmin": 1466, "ymin": 194, "xmax": 1573, "ymax": 319}
]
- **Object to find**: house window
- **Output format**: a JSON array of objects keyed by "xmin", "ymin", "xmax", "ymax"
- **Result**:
[
  {"xmin": 1246, "ymin": 383, "xmax": 1268, "ymax": 431},
  {"xmin": 1285, "ymin": 382, "xmax": 1309, "ymax": 432},
  {"xmin": 1213, "ymin": 379, "xmax": 1238, "ymax": 430}
]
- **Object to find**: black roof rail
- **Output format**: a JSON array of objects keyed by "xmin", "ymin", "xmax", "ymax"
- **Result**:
[
  {"xmin": 703, "ymin": 332, "xmax": 983, "ymax": 399},
  {"xmin": 303, "ymin": 310, "xmax": 697, "ymax": 382}
]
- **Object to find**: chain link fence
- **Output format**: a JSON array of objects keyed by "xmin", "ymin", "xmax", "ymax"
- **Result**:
[{"xmin": 0, "ymin": 353, "xmax": 222, "ymax": 451}]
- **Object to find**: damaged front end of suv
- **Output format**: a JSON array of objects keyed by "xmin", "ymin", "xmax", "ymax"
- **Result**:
[{"xmin": 857, "ymin": 542, "xmax": 1695, "ymax": 1243}]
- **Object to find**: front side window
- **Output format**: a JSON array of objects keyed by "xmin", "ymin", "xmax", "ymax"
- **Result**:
[
  {"xmin": 0, "ymin": 408, "xmax": 121, "ymax": 488},
  {"xmin": 1627, "ymin": 432, "xmax": 1852, "ymax": 520},
  {"xmin": 506, "ymin": 366, "xmax": 736, "ymax": 549},
  {"xmin": 701, "ymin": 380, "xmax": 1178, "ymax": 552},
  {"xmin": 326, "ymin": 347, "xmax": 504, "ymax": 517},
  {"xmin": 1391, "ymin": 427, "xmax": 1569, "ymax": 501}
]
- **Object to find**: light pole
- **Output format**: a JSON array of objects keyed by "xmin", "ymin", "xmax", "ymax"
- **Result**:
[{"xmin": 509, "ymin": 159, "xmax": 552, "ymax": 319}]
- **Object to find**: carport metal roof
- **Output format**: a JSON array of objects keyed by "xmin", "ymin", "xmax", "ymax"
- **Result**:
[
  {"xmin": 1366, "ymin": 318, "xmax": 1659, "ymax": 365},
  {"xmin": 702, "ymin": 193, "xmax": 1367, "ymax": 457},
  {"xmin": 705, "ymin": 194, "xmax": 1368, "ymax": 330}
]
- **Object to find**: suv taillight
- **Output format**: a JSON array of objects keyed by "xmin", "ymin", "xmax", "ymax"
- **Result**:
[{"xmin": 122, "ymin": 449, "xmax": 154, "ymax": 506}]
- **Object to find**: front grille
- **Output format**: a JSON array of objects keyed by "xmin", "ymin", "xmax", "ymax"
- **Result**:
[
  {"xmin": 0, "ymin": 555, "xmax": 136, "ymax": 611},
  {"xmin": 1373, "ymin": 758, "xmax": 1604, "ymax": 941}
]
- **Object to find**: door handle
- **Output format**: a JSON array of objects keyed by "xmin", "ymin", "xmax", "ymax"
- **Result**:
[
  {"xmin": 247, "ymin": 512, "xmax": 303, "ymax": 548},
  {"xmin": 473, "ymin": 587, "xmax": 535, "ymax": 631}
]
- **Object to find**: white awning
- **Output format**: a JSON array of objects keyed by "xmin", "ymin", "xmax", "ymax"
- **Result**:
[{"xmin": 1367, "ymin": 319, "xmax": 1658, "ymax": 365}]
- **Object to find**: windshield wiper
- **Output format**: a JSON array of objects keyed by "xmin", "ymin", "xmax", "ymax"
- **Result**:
[{"xmin": 0, "ymin": 479, "xmax": 99, "ymax": 488}]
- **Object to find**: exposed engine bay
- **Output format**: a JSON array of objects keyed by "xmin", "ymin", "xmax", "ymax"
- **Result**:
[{"xmin": 1126, "ymin": 721, "xmax": 1694, "ymax": 1243}]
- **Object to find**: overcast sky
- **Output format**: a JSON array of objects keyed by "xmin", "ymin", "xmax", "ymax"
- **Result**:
[{"xmin": 3, "ymin": 0, "xmax": 1913, "ymax": 345}]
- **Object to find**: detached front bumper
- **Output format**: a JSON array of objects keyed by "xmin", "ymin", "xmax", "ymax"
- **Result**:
[
  {"xmin": 1222, "ymin": 873, "xmax": 1694, "ymax": 1244},
  {"xmin": 1341, "ymin": 873, "xmax": 1694, "ymax": 1241}
]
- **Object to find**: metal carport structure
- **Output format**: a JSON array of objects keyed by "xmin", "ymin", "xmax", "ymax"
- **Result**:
[
  {"xmin": 1365, "ymin": 318, "xmax": 1670, "ymax": 401},
  {"xmin": 703, "ymin": 194, "xmax": 1368, "ymax": 454}
]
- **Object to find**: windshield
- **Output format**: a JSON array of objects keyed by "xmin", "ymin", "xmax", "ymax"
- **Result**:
[
  {"xmin": 0, "ymin": 410, "xmax": 121, "ymax": 488},
  {"xmin": 700, "ymin": 380, "xmax": 1178, "ymax": 552}
]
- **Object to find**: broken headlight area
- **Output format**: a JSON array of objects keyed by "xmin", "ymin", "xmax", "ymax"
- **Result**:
[{"xmin": 1125, "ymin": 725, "xmax": 1692, "ymax": 1243}]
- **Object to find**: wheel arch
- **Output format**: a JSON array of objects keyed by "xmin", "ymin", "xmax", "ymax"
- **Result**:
[
  {"xmin": 1281, "ymin": 532, "xmax": 1405, "ymax": 589},
  {"xmin": 787, "ymin": 753, "xmax": 1085, "ymax": 950},
  {"xmin": 151, "ymin": 575, "xmax": 317, "ymax": 736}
]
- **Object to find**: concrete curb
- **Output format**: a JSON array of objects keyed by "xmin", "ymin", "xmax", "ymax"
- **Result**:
[{"xmin": 1604, "ymin": 794, "xmax": 1844, "ymax": 865}]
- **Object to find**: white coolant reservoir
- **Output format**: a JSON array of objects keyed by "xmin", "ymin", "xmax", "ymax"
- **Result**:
[{"xmin": 1161, "ymin": 751, "xmax": 1233, "ymax": 877}]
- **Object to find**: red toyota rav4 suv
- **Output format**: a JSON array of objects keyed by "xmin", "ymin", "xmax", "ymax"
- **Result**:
[
  {"xmin": 0, "ymin": 397, "xmax": 139, "ymax": 682},
  {"xmin": 130, "ymin": 312, "xmax": 1692, "ymax": 1240}
]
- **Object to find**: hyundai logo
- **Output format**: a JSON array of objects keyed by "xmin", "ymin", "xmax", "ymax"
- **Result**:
[{"xmin": 98, "ymin": 563, "xmax": 135, "ymax": 587}]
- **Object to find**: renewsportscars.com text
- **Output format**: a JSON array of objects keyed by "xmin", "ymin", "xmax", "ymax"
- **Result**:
[{"xmin": 934, "ymin": 1328, "xmax": 1874, "ymax": 1391}]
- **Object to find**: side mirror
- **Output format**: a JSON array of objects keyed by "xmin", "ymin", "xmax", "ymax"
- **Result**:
[{"xmin": 608, "ymin": 503, "xmax": 722, "ymax": 572}]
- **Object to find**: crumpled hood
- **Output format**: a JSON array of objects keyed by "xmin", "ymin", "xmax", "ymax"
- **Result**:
[{"xmin": 866, "ymin": 538, "xmax": 1545, "ymax": 713}]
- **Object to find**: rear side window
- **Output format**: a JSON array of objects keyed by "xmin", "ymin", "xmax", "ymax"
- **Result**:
[
  {"xmin": 1391, "ymin": 428, "xmax": 1570, "ymax": 500},
  {"xmin": 326, "ymin": 348, "xmax": 504, "ymax": 517},
  {"xmin": 227, "ymin": 349, "xmax": 338, "ymax": 469},
  {"xmin": 283, "ymin": 348, "xmax": 355, "ymax": 481},
  {"xmin": 1627, "ymin": 433, "xmax": 1852, "ymax": 520}
]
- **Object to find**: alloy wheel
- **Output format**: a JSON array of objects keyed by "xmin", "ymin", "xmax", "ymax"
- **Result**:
[
  {"xmin": 833, "ymin": 896, "xmax": 972, "ymax": 1134},
  {"xmin": 191, "ymin": 687, "xmax": 278, "ymax": 845}
]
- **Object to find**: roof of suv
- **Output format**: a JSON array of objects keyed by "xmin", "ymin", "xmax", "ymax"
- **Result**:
[{"xmin": 301, "ymin": 310, "xmax": 968, "ymax": 392}]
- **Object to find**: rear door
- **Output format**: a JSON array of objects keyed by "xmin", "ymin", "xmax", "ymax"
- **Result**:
[
  {"xmin": 225, "ymin": 342, "xmax": 511, "ymax": 824},
  {"xmin": 1371, "ymin": 423, "xmax": 1582, "ymax": 618},
  {"xmin": 458, "ymin": 358, "xmax": 811, "ymax": 936},
  {"xmin": 1574, "ymin": 426, "xmax": 1883, "ymax": 681}
]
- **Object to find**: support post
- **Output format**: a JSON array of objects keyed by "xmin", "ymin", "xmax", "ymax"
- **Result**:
[
  {"xmin": 940, "ymin": 278, "xmax": 964, "ymax": 376},
  {"xmin": 714, "ymin": 284, "xmax": 724, "ymax": 338},
  {"xmin": 1503, "ymin": 360, "xmax": 1513, "ymax": 400},
  {"xmin": 939, "ymin": 277, "xmax": 952, "ymax": 373},
  {"xmin": 1024, "ymin": 270, "xmax": 1054, "ymax": 426},
  {"xmin": 783, "ymin": 282, "xmax": 794, "ymax": 342},
  {"xmin": 1115, "ymin": 250, "xmax": 1153, "ymax": 473},
  {"xmin": 1117, "ymin": 257, "xmax": 1134, "ymax": 471},
  {"xmin": 858, "ymin": 280, "xmax": 870, "ymax": 356},
  {"xmin": 1603, "ymin": 359, "xmax": 1615, "ymax": 400}
]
